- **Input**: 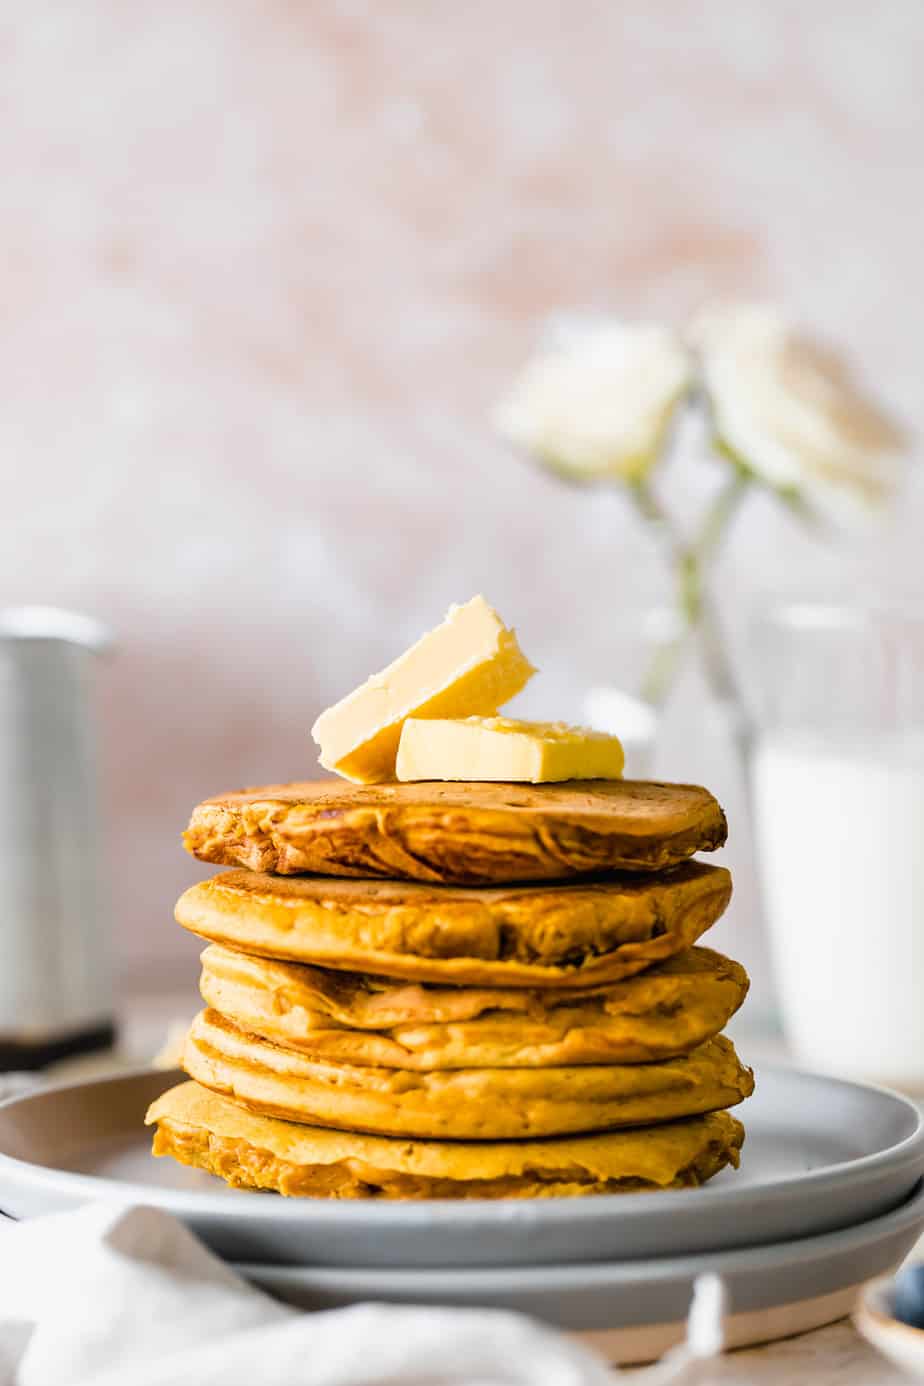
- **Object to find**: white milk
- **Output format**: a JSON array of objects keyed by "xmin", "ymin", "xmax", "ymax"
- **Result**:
[{"xmin": 753, "ymin": 733, "xmax": 924, "ymax": 1087}]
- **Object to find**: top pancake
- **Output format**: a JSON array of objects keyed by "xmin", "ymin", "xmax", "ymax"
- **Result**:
[{"xmin": 184, "ymin": 778, "xmax": 727, "ymax": 885}]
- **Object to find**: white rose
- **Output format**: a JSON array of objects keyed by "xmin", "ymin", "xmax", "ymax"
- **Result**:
[
  {"xmin": 494, "ymin": 318, "xmax": 691, "ymax": 482},
  {"xmin": 690, "ymin": 304, "xmax": 906, "ymax": 519}
]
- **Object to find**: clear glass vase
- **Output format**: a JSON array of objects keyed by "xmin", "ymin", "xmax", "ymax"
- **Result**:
[{"xmin": 577, "ymin": 606, "xmax": 775, "ymax": 1028}]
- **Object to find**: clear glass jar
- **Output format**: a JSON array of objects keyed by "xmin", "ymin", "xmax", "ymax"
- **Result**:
[{"xmin": 751, "ymin": 604, "xmax": 924, "ymax": 1087}]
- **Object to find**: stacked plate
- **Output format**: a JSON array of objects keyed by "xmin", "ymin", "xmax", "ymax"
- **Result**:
[{"xmin": 1, "ymin": 1063, "xmax": 923, "ymax": 1362}]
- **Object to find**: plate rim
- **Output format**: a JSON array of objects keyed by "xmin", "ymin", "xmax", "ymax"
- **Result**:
[
  {"xmin": 0, "ymin": 1062, "xmax": 922, "ymax": 1228},
  {"xmin": 231, "ymin": 1176, "xmax": 924, "ymax": 1290}
]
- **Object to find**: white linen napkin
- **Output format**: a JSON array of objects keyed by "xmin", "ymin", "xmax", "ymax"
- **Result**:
[
  {"xmin": 0, "ymin": 1203, "xmax": 619, "ymax": 1386},
  {"xmin": 0, "ymin": 1203, "xmax": 724, "ymax": 1386}
]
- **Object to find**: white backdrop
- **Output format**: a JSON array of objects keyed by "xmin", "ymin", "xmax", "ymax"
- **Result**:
[{"xmin": 1, "ymin": 2, "xmax": 921, "ymax": 1004}]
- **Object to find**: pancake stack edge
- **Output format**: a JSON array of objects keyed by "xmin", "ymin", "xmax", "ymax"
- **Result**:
[{"xmin": 147, "ymin": 778, "xmax": 754, "ymax": 1200}]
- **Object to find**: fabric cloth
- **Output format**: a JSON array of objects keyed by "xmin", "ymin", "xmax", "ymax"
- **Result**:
[
  {"xmin": 0, "ymin": 1203, "xmax": 617, "ymax": 1386},
  {"xmin": 0, "ymin": 1202, "xmax": 724, "ymax": 1386}
]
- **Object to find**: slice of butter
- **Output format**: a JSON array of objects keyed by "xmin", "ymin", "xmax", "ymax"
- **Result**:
[
  {"xmin": 312, "ymin": 597, "xmax": 536, "ymax": 783},
  {"xmin": 396, "ymin": 716, "xmax": 625, "ymax": 784}
]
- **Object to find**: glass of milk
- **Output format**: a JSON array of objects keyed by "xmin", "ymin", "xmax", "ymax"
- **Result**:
[{"xmin": 752, "ymin": 604, "xmax": 924, "ymax": 1088}]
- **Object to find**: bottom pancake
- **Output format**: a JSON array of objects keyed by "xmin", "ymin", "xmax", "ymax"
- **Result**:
[
  {"xmin": 183, "ymin": 1008, "xmax": 754, "ymax": 1139},
  {"xmin": 147, "ymin": 1080, "xmax": 745, "ymax": 1198}
]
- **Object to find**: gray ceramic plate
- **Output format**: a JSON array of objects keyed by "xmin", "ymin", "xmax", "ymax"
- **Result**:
[
  {"xmin": 239, "ymin": 1177, "xmax": 924, "ymax": 1330},
  {"xmin": 0, "ymin": 1065, "xmax": 922, "ymax": 1269}
]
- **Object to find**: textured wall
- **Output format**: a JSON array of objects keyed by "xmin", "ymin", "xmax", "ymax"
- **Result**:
[{"xmin": 2, "ymin": 2, "xmax": 921, "ymax": 1002}]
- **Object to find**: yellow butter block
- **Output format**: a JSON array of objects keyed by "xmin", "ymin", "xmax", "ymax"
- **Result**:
[
  {"xmin": 396, "ymin": 716, "xmax": 625, "ymax": 784},
  {"xmin": 311, "ymin": 597, "xmax": 536, "ymax": 784}
]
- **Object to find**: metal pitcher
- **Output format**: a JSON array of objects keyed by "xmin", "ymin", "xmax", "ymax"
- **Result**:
[{"xmin": 0, "ymin": 607, "xmax": 115, "ymax": 1068}]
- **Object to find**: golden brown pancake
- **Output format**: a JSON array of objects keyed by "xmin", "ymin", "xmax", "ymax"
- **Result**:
[
  {"xmin": 183, "ymin": 1010, "xmax": 753, "ymax": 1139},
  {"xmin": 147, "ymin": 1080, "xmax": 745, "ymax": 1198},
  {"xmin": 200, "ymin": 943, "xmax": 749, "ymax": 1068},
  {"xmin": 183, "ymin": 779, "xmax": 727, "ymax": 884},
  {"xmin": 176, "ymin": 862, "xmax": 731, "ymax": 988}
]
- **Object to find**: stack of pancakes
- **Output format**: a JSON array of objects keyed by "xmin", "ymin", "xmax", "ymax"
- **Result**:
[{"xmin": 148, "ymin": 779, "xmax": 754, "ymax": 1199}]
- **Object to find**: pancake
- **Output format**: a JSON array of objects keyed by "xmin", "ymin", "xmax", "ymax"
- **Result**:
[
  {"xmin": 176, "ymin": 862, "xmax": 731, "ymax": 988},
  {"xmin": 183, "ymin": 779, "xmax": 727, "ymax": 884},
  {"xmin": 183, "ymin": 1010, "xmax": 754, "ymax": 1139},
  {"xmin": 200, "ymin": 944, "xmax": 749, "ymax": 1068},
  {"xmin": 147, "ymin": 1080, "xmax": 745, "ymax": 1198}
]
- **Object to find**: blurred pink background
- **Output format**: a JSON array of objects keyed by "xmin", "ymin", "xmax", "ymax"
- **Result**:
[{"xmin": 2, "ymin": 3, "xmax": 921, "ymax": 991}]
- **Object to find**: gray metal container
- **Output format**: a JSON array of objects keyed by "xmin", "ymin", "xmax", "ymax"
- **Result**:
[{"xmin": 0, "ymin": 608, "xmax": 114, "ymax": 1061}]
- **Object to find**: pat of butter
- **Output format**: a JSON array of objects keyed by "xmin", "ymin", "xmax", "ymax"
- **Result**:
[
  {"xmin": 312, "ymin": 597, "xmax": 536, "ymax": 783},
  {"xmin": 396, "ymin": 716, "xmax": 625, "ymax": 784}
]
